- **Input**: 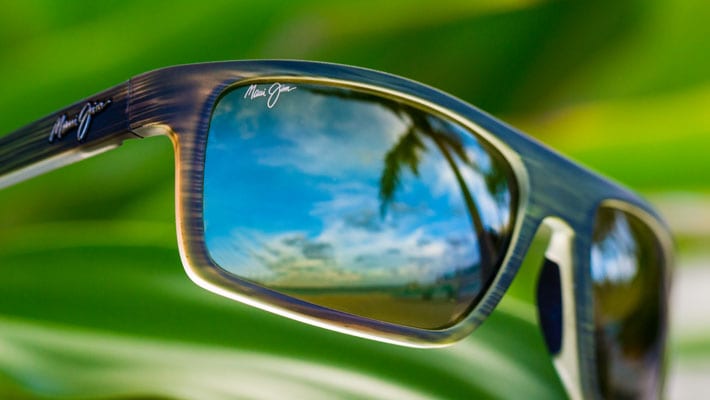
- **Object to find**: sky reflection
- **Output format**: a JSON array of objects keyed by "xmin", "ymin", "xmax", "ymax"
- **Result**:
[{"xmin": 591, "ymin": 212, "xmax": 639, "ymax": 285}]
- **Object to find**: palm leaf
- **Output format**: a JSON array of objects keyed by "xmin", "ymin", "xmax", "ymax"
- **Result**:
[{"xmin": 379, "ymin": 126, "xmax": 425, "ymax": 217}]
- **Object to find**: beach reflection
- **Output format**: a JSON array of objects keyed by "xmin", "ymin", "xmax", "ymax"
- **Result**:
[{"xmin": 203, "ymin": 83, "xmax": 516, "ymax": 328}]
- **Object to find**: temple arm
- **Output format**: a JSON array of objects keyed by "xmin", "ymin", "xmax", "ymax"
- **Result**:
[{"xmin": 0, "ymin": 82, "xmax": 139, "ymax": 189}]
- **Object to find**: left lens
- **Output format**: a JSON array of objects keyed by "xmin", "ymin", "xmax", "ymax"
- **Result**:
[
  {"xmin": 202, "ymin": 81, "xmax": 518, "ymax": 329},
  {"xmin": 591, "ymin": 205, "xmax": 669, "ymax": 399}
]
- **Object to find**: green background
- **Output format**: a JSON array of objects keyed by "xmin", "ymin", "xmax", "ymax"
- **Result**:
[{"xmin": 0, "ymin": 1, "xmax": 707, "ymax": 398}]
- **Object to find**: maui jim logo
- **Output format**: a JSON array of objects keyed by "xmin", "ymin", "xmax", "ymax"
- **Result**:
[
  {"xmin": 244, "ymin": 83, "xmax": 296, "ymax": 108},
  {"xmin": 49, "ymin": 99, "xmax": 112, "ymax": 143}
]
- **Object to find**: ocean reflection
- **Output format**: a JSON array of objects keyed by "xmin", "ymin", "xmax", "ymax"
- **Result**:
[{"xmin": 203, "ymin": 83, "xmax": 516, "ymax": 328}]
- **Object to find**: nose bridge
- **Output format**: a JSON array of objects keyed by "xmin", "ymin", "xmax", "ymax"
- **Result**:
[
  {"xmin": 526, "ymin": 160, "xmax": 600, "ymax": 230},
  {"xmin": 514, "ymin": 142, "xmax": 603, "ymax": 399},
  {"xmin": 511, "ymin": 146, "xmax": 648, "ymax": 400},
  {"xmin": 536, "ymin": 216, "xmax": 586, "ymax": 400}
]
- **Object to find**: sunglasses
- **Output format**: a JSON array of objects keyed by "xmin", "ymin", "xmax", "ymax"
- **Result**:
[{"xmin": 0, "ymin": 61, "xmax": 672, "ymax": 399}]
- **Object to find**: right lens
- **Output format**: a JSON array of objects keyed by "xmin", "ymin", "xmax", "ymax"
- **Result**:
[
  {"xmin": 591, "ymin": 205, "xmax": 668, "ymax": 399},
  {"xmin": 202, "ymin": 82, "xmax": 518, "ymax": 330}
]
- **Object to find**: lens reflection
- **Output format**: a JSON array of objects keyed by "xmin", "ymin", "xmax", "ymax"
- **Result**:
[
  {"xmin": 591, "ymin": 206, "xmax": 667, "ymax": 399},
  {"xmin": 203, "ymin": 82, "xmax": 517, "ymax": 329}
]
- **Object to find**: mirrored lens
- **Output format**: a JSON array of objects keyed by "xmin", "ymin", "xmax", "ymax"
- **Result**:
[
  {"xmin": 591, "ymin": 206, "xmax": 668, "ymax": 398},
  {"xmin": 203, "ymin": 82, "xmax": 518, "ymax": 329}
]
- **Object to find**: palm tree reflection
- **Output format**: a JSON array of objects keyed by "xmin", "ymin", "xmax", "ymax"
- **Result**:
[
  {"xmin": 379, "ymin": 112, "xmax": 498, "ymax": 280},
  {"xmin": 313, "ymin": 87, "xmax": 508, "ymax": 283}
]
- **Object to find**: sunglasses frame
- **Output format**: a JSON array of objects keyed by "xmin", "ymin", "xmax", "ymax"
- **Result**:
[{"xmin": 0, "ymin": 61, "xmax": 673, "ymax": 399}]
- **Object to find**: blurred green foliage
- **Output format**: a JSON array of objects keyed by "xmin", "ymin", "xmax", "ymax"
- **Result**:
[{"xmin": 0, "ymin": 1, "xmax": 707, "ymax": 399}]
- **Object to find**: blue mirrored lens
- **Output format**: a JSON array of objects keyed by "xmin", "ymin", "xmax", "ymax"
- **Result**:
[{"xmin": 203, "ymin": 82, "xmax": 517, "ymax": 329}]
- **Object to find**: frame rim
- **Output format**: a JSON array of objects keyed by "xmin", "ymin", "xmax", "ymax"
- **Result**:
[{"xmin": 172, "ymin": 74, "xmax": 533, "ymax": 348}]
